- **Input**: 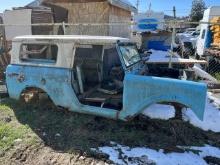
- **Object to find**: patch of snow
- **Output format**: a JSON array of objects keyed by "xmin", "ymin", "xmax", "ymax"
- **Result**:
[
  {"xmin": 183, "ymin": 145, "xmax": 220, "ymax": 158},
  {"xmin": 183, "ymin": 92, "xmax": 220, "ymax": 133},
  {"xmin": 147, "ymin": 49, "xmax": 181, "ymax": 62},
  {"xmin": 142, "ymin": 104, "xmax": 175, "ymax": 120},
  {"xmin": 142, "ymin": 92, "xmax": 220, "ymax": 133},
  {"xmin": 208, "ymin": 92, "xmax": 220, "ymax": 106},
  {"xmin": 95, "ymin": 143, "xmax": 220, "ymax": 165},
  {"xmin": 99, "ymin": 146, "xmax": 125, "ymax": 165}
]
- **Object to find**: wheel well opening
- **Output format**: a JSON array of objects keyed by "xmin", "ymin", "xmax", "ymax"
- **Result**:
[
  {"xmin": 140, "ymin": 101, "xmax": 187, "ymax": 120},
  {"xmin": 20, "ymin": 87, "xmax": 50, "ymax": 103}
]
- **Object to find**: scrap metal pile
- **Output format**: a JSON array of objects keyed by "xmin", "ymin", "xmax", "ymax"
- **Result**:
[
  {"xmin": 210, "ymin": 16, "xmax": 220, "ymax": 47},
  {"xmin": 205, "ymin": 17, "xmax": 220, "ymax": 58}
]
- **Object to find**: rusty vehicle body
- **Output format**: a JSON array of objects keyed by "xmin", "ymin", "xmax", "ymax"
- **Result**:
[{"xmin": 6, "ymin": 35, "xmax": 207, "ymax": 121}]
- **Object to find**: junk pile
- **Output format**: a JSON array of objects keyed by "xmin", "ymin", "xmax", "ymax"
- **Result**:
[
  {"xmin": 205, "ymin": 17, "xmax": 220, "ymax": 70},
  {"xmin": 210, "ymin": 17, "xmax": 220, "ymax": 48},
  {"xmin": 0, "ymin": 15, "xmax": 10, "ymax": 81}
]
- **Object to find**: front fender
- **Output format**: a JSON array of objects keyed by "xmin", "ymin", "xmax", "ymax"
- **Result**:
[{"xmin": 119, "ymin": 74, "xmax": 207, "ymax": 121}]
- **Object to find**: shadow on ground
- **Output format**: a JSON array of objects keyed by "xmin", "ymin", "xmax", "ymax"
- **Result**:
[{"xmin": 2, "ymin": 98, "xmax": 220, "ymax": 157}]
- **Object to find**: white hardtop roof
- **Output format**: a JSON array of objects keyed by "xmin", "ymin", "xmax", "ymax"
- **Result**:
[{"xmin": 13, "ymin": 35, "xmax": 130, "ymax": 44}]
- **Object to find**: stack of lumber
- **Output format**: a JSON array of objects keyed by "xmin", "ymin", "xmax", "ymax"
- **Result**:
[
  {"xmin": 0, "ymin": 51, "xmax": 10, "ymax": 81},
  {"xmin": 31, "ymin": 8, "xmax": 54, "ymax": 35},
  {"xmin": 210, "ymin": 17, "xmax": 220, "ymax": 47}
]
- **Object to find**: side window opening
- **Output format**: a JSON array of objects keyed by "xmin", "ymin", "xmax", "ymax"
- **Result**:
[
  {"xmin": 74, "ymin": 45, "xmax": 103, "ymax": 88},
  {"xmin": 20, "ymin": 44, "xmax": 58, "ymax": 63},
  {"xmin": 103, "ymin": 47, "xmax": 124, "ymax": 82}
]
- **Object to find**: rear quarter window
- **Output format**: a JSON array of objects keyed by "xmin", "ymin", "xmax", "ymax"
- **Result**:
[{"xmin": 20, "ymin": 44, "xmax": 58, "ymax": 63}]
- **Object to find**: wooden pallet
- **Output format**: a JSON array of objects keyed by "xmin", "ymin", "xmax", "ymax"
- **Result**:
[
  {"xmin": 0, "ymin": 52, "xmax": 10, "ymax": 68},
  {"xmin": 210, "ymin": 17, "xmax": 220, "ymax": 47},
  {"xmin": 0, "ymin": 52, "xmax": 10, "ymax": 81},
  {"xmin": 210, "ymin": 44, "xmax": 220, "ymax": 50},
  {"xmin": 206, "ymin": 48, "xmax": 220, "ymax": 58}
]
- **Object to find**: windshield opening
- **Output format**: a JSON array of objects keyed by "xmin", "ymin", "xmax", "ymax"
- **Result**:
[{"xmin": 118, "ymin": 44, "xmax": 141, "ymax": 67}]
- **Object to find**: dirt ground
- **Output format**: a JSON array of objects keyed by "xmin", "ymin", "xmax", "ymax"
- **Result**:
[{"xmin": 0, "ymin": 98, "xmax": 220, "ymax": 165}]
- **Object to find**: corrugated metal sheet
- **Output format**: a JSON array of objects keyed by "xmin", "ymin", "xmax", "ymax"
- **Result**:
[
  {"xmin": 109, "ymin": 0, "xmax": 137, "ymax": 12},
  {"xmin": 27, "ymin": 0, "xmax": 137, "ymax": 12},
  {"xmin": 26, "ymin": 0, "xmax": 44, "ymax": 8}
]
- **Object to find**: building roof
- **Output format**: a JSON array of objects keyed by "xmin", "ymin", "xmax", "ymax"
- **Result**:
[
  {"xmin": 26, "ymin": 0, "xmax": 44, "ymax": 8},
  {"xmin": 109, "ymin": 0, "xmax": 137, "ymax": 12},
  {"xmin": 13, "ymin": 35, "xmax": 130, "ymax": 44},
  {"xmin": 27, "ymin": 0, "xmax": 137, "ymax": 12}
]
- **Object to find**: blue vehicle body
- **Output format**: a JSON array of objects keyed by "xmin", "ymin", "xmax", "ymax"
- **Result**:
[
  {"xmin": 121, "ymin": 74, "xmax": 206, "ymax": 120},
  {"xmin": 6, "ymin": 65, "xmax": 207, "ymax": 121},
  {"xmin": 6, "ymin": 35, "xmax": 207, "ymax": 121}
]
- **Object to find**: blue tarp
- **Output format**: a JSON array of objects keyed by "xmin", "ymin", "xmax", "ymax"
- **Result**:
[{"xmin": 147, "ymin": 41, "xmax": 171, "ymax": 51}]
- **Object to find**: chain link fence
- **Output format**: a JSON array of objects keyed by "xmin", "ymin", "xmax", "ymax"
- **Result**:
[{"xmin": 0, "ymin": 20, "xmax": 220, "ymax": 81}]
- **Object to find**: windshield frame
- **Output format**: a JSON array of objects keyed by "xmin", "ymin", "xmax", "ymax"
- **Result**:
[{"xmin": 117, "ymin": 42, "xmax": 141, "ymax": 68}]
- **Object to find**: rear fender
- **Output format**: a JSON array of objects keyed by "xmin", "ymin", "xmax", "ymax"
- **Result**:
[{"xmin": 119, "ymin": 74, "xmax": 207, "ymax": 121}]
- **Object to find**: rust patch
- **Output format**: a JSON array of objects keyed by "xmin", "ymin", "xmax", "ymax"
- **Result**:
[
  {"xmin": 7, "ymin": 73, "xmax": 19, "ymax": 78},
  {"xmin": 41, "ymin": 78, "xmax": 46, "ymax": 85},
  {"xmin": 17, "ymin": 74, "xmax": 25, "ymax": 83}
]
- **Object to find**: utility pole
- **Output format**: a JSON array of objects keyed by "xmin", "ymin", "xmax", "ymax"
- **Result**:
[
  {"xmin": 148, "ymin": 2, "xmax": 152, "ymax": 11},
  {"xmin": 173, "ymin": 6, "xmax": 176, "ymax": 19},
  {"xmin": 169, "ymin": 6, "xmax": 176, "ymax": 68},
  {"xmin": 136, "ymin": 0, "xmax": 139, "ymax": 13}
]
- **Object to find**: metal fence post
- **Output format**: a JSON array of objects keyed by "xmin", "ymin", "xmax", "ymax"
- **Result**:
[
  {"xmin": 169, "ymin": 6, "xmax": 176, "ymax": 68},
  {"xmin": 62, "ymin": 22, "xmax": 66, "ymax": 35}
]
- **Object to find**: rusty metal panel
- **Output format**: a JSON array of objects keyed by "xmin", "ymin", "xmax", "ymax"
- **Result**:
[
  {"xmin": 119, "ymin": 74, "xmax": 207, "ymax": 121},
  {"xmin": 6, "ymin": 64, "xmax": 119, "ymax": 119}
]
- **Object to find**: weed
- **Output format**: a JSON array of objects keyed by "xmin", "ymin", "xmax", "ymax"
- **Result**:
[
  {"xmin": 0, "ymin": 121, "xmax": 27, "ymax": 151},
  {"xmin": 214, "ymin": 72, "xmax": 220, "ymax": 81}
]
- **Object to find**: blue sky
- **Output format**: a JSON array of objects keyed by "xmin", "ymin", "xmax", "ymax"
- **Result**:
[
  {"xmin": 129, "ymin": 0, "xmax": 220, "ymax": 16},
  {"xmin": 0, "ymin": 0, "xmax": 220, "ymax": 16}
]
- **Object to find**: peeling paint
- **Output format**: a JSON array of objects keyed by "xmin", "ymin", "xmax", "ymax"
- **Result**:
[{"xmin": 6, "ymin": 65, "xmax": 207, "ymax": 121}]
